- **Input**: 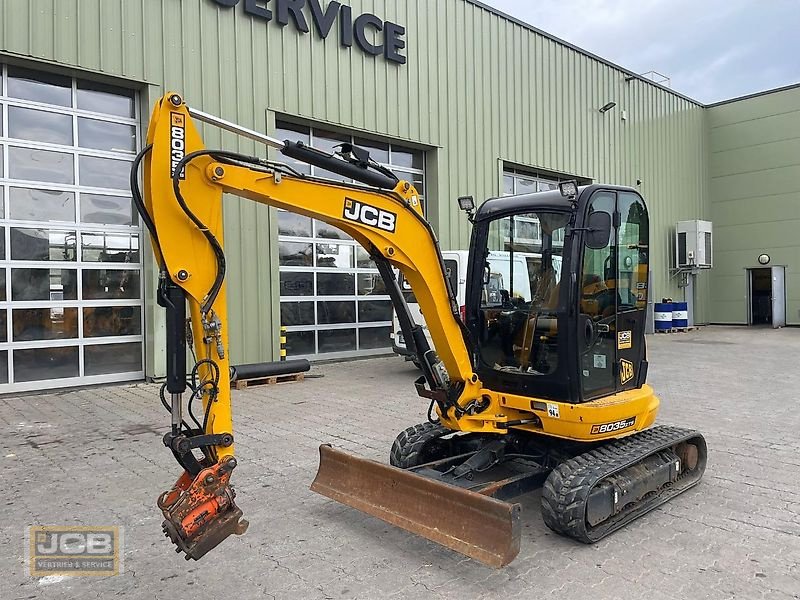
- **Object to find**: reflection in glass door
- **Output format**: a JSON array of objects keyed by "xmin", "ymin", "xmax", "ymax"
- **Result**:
[{"xmin": 0, "ymin": 64, "xmax": 143, "ymax": 390}]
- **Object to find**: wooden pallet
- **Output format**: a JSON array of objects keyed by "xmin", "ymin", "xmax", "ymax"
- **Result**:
[
  {"xmin": 672, "ymin": 326, "xmax": 695, "ymax": 333},
  {"xmin": 232, "ymin": 372, "xmax": 305, "ymax": 390}
]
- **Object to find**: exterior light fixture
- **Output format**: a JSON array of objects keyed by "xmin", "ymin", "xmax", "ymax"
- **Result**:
[
  {"xmin": 758, "ymin": 254, "xmax": 771, "ymax": 265},
  {"xmin": 558, "ymin": 180, "xmax": 579, "ymax": 199},
  {"xmin": 599, "ymin": 101, "xmax": 617, "ymax": 113},
  {"xmin": 457, "ymin": 196, "xmax": 476, "ymax": 221}
]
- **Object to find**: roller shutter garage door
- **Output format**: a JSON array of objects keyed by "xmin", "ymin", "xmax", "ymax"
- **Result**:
[{"xmin": 0, "ymin": 64, "xmax": 143, "ymax": 391}]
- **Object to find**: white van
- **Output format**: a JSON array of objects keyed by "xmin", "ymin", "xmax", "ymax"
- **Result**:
[{"xmin": 391, "ymin": 250, "xmax": 559, "ymax": 363}]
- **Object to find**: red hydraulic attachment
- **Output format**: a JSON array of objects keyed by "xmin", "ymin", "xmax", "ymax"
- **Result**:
[{"xmin": 158, "ymin": 456, "xmax": 249, "ymax": 560}]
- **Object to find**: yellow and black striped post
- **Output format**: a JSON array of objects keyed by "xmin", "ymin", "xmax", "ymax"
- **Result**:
[{"xmin": 280, "ymin": 326, "xmax": 287, "ymax": 361}]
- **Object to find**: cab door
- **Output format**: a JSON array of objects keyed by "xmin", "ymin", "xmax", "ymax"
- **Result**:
[
  {"xmin": 579, "ymin": 191, "xmax": 618, "ymax": 399},
  {"xmin": 615, "ymin": 192, "xmax": 649, "ymax": 391},
  {"xmin": 579, "ymin": 190, "xmax": 650, "ymax": 400}
]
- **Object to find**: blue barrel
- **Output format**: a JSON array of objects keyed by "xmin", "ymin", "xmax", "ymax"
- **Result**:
[
  {"xmin": 672, "ymin": 302, "xmax": 689, "ymax": 328},
  {"xmin": 655, "ymin": 302, "xmax": 673, "ymax": 332}
]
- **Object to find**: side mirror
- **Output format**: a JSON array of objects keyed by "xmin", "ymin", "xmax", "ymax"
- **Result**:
[{"xmin": 585, "ymin": 211, "xmax": 612, "ymax": 249}]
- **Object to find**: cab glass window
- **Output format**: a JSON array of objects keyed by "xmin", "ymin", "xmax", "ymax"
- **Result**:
[{"xmin": 478, "ymin": 212, "xmax": 568, "ymax": 375}]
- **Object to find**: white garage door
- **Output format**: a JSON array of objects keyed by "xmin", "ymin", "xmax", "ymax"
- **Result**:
[{"xmin": 0, "ymin": 64, "xmax": 143, "ymax": 391}]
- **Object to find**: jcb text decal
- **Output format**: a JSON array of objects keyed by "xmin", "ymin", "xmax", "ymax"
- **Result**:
[
  {"xmin": 620, "ymin": 358, "xmax": 635, "ymax": 385},
  {"xmin": 170, "ymin": 112, "xmax": 186, "ymax": 180},
  {"xmin": 343, "ymin": 199, "xmax": 397, "ymax": 233}
]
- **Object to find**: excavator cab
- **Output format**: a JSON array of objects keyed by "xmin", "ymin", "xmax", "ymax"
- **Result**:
[{"xmin": 465, "ymin": 185, "xmax": 651, "ymax": 404}]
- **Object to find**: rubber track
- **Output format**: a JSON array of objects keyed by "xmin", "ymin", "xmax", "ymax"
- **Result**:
[
  {"xmin": 389, "ymin": 422, "xmax": 449, "ymax": 468},
  {"xmin": 541, "ymin": 425, "xmax": 705, "ymax": 543}
]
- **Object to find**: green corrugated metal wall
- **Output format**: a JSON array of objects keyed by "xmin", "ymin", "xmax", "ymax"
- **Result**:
[
  {"xmin": 708, "ymin": 85, "xmax": 800, "ymax": 325},
  {"xmin": 0, "ymin": 0, "xmax": 710, "ymax": 376}
]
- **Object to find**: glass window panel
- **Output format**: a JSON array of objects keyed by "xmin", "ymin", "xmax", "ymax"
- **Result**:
[
  {"xmin": 316, "ymin": 243, "xmax": 354, "ymax": 268},
  {"xmin": 84, "ymin": 342, "xmax": 142, "ymax": 375},
  {"xmin": 314, "ymin": 129, "xmax": 349, "ymax": 154},
  {"xmin": 286, "ymin": 330, "xmax": 315, "ymax": 356},
  {"xmin": 82, "ymin": 269, "xmax": 140, "ymax": 300},
  {"xmin": 317, "ymin": 301, "xmax": 355, "ymax": 324},
  {"xmin": 357, "ymin": 273, "xmax": 387, "ymax": 296},
  {"xmin": 0, "ymin": 270, "xmax": 5, "ymax": 302},
  {"xmin": 353, "ymin": 137, "xmax": 389, "ymax": 164},
  {"xmin": 315, "ymin": 220, "xmax": 352, "ymax": 241},
  {"xmin": 356, "ymin": 247, "xmax": 374, "ymax": 269},
  {"xmin": 392, "ymin": 169, "xmax": 424, "ymax": 195},
  {"xmin": 14, "ymin": 346, "xmax": 79, "ymax": 382},
  {"xmin": 0, "ymin": 227, "xmax": 4, "ymax": 260},
  {"xmin": 318, "ymin": 329, "xmax": 356, "ymax": 353},
  {"xmin": 0, "ymin": 147, "xmax": 4, "ymax": 177},
  {"xmin": 11, "ymin": 269, "xmax": 77, "ymax": 301},
  {"xmin": 80, "ymin": 193, "xmax": 136, "ymax": 226},
  {"xmin": 515, "ymin": 177, "xmax": 537, "ymax": 195},
  {"xmin": 280, "ymin": 301, "xmax": 315, "ymax": 326},
  {"xmin": 538, "ymin": 180, "xmax": 557, "ymax": 192},
  {"xmin": 77, "ymin": 118, "xmax": 136, "ymax": 153},
  {"xmin": 83, "ymin": 306, "xmax": 142, "ymax": 338},
  {"xmin": 8, "ymin": 146, "xmax": 74, "ymax": 184},
  {"xmin": 317, "ymin": 272, "xmax": 355, "ymax": 296},
  {"xmin": 76, "ymin": 80, "xmax": 135, "ymax": 118},
  {"xmin": 79, "ymin": 155, "xmax": 131, "ymax": 190},
  {"xmin": 8, "ymin": 106, "xmax": 73, "ymax": 146},
  {"xmin": 278, "ymin": 211, "xmax": 312, "ymax": 237},
  {"xmin": 280, "ymin": 272, "xmax": 314, "ymax": 297},
  {"xmin": 7, "ymin": 66, "xmax": 72, "ymax": 107},
  {"xmin": 0, "ymin": 310, "xmax": 6, "ymax": 342},
  {"xmin": 279, "ymin": 241, "xmax": 313, "ymax": 267},
  {"xmin": 81, "ymin": 232, "xmax": 139, "ymax": 263},
  {"xmin": 358, "ymin": 300, "xmax": 392, "ymax": 323},
  {"xmin": 275, "ymin": 122, "xmax": 311, "ymax": 176},
  {"xmin": 503, "ymin": 174, "xmax": 514, "ymax": 195},
  {"xmin": 12, "ymin": 307, "xmax": 78, "ymax": 341},
  {"xmin": 9, "ymin": 187, "xmax": 75, "ymax": 222},
  {"xmin": 391, "ymin": 145, "xmax": 424, "ymax": 170},
  {"xmin": 0, "ymin": 351, "xmax": 7, "ymax": 384},
  {"xmin": 359, "ymin": 327, "xmax": 392, "ymax": 350},
  {"xmin": 11, "ymin": 228, "xmax": 76, "ymax": 261}
]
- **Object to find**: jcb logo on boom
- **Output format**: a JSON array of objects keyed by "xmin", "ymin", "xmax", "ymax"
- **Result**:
[
  {"xmin": 343, "ymin": 199, "xmax": 397, "ymax": 233},
  {"xmin": 170, "ymin": 112, "xmax": 186, "ymax": 179}
]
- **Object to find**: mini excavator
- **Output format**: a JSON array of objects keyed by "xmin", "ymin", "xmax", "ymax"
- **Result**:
[{"xmin": 134, "ymin": 93, "xmax": 707, "ymax": 567}]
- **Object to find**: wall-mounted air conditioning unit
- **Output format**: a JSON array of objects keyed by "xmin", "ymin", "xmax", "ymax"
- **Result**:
[{"xmin": 676, "ymin": 220, "xmax": 713, "ymax": 269}]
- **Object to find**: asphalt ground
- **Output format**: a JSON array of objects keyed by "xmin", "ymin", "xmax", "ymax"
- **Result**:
[{"xmin": 1, "ymin": 326, "xmax": 799, "ymax": 599}]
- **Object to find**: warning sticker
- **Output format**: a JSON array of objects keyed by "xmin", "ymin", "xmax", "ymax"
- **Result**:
[
  {"xmin": 593, "ymin": 354, "xmax": 607, "ymax": 369},
  {"xmin": 547, "ymin": 403, "xmax": 560, "ymax": 419},
  {"xmin": 618, "ymin": 330, "xmax": 632, "ymax": 350}
]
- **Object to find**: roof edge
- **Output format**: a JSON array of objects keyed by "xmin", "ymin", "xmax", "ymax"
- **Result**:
[
  {"xmin": 462, "ymin": 0, "xmax": 703, "ymax": 106},
  {"xmin": 705, "ymin": 82, "xmax": 800, "ymax": 108}
]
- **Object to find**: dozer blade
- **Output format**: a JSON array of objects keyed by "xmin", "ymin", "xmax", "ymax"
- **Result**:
[{"xmin": 311, "ymin": 444, "xmax": 521, "ymax": 568}]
